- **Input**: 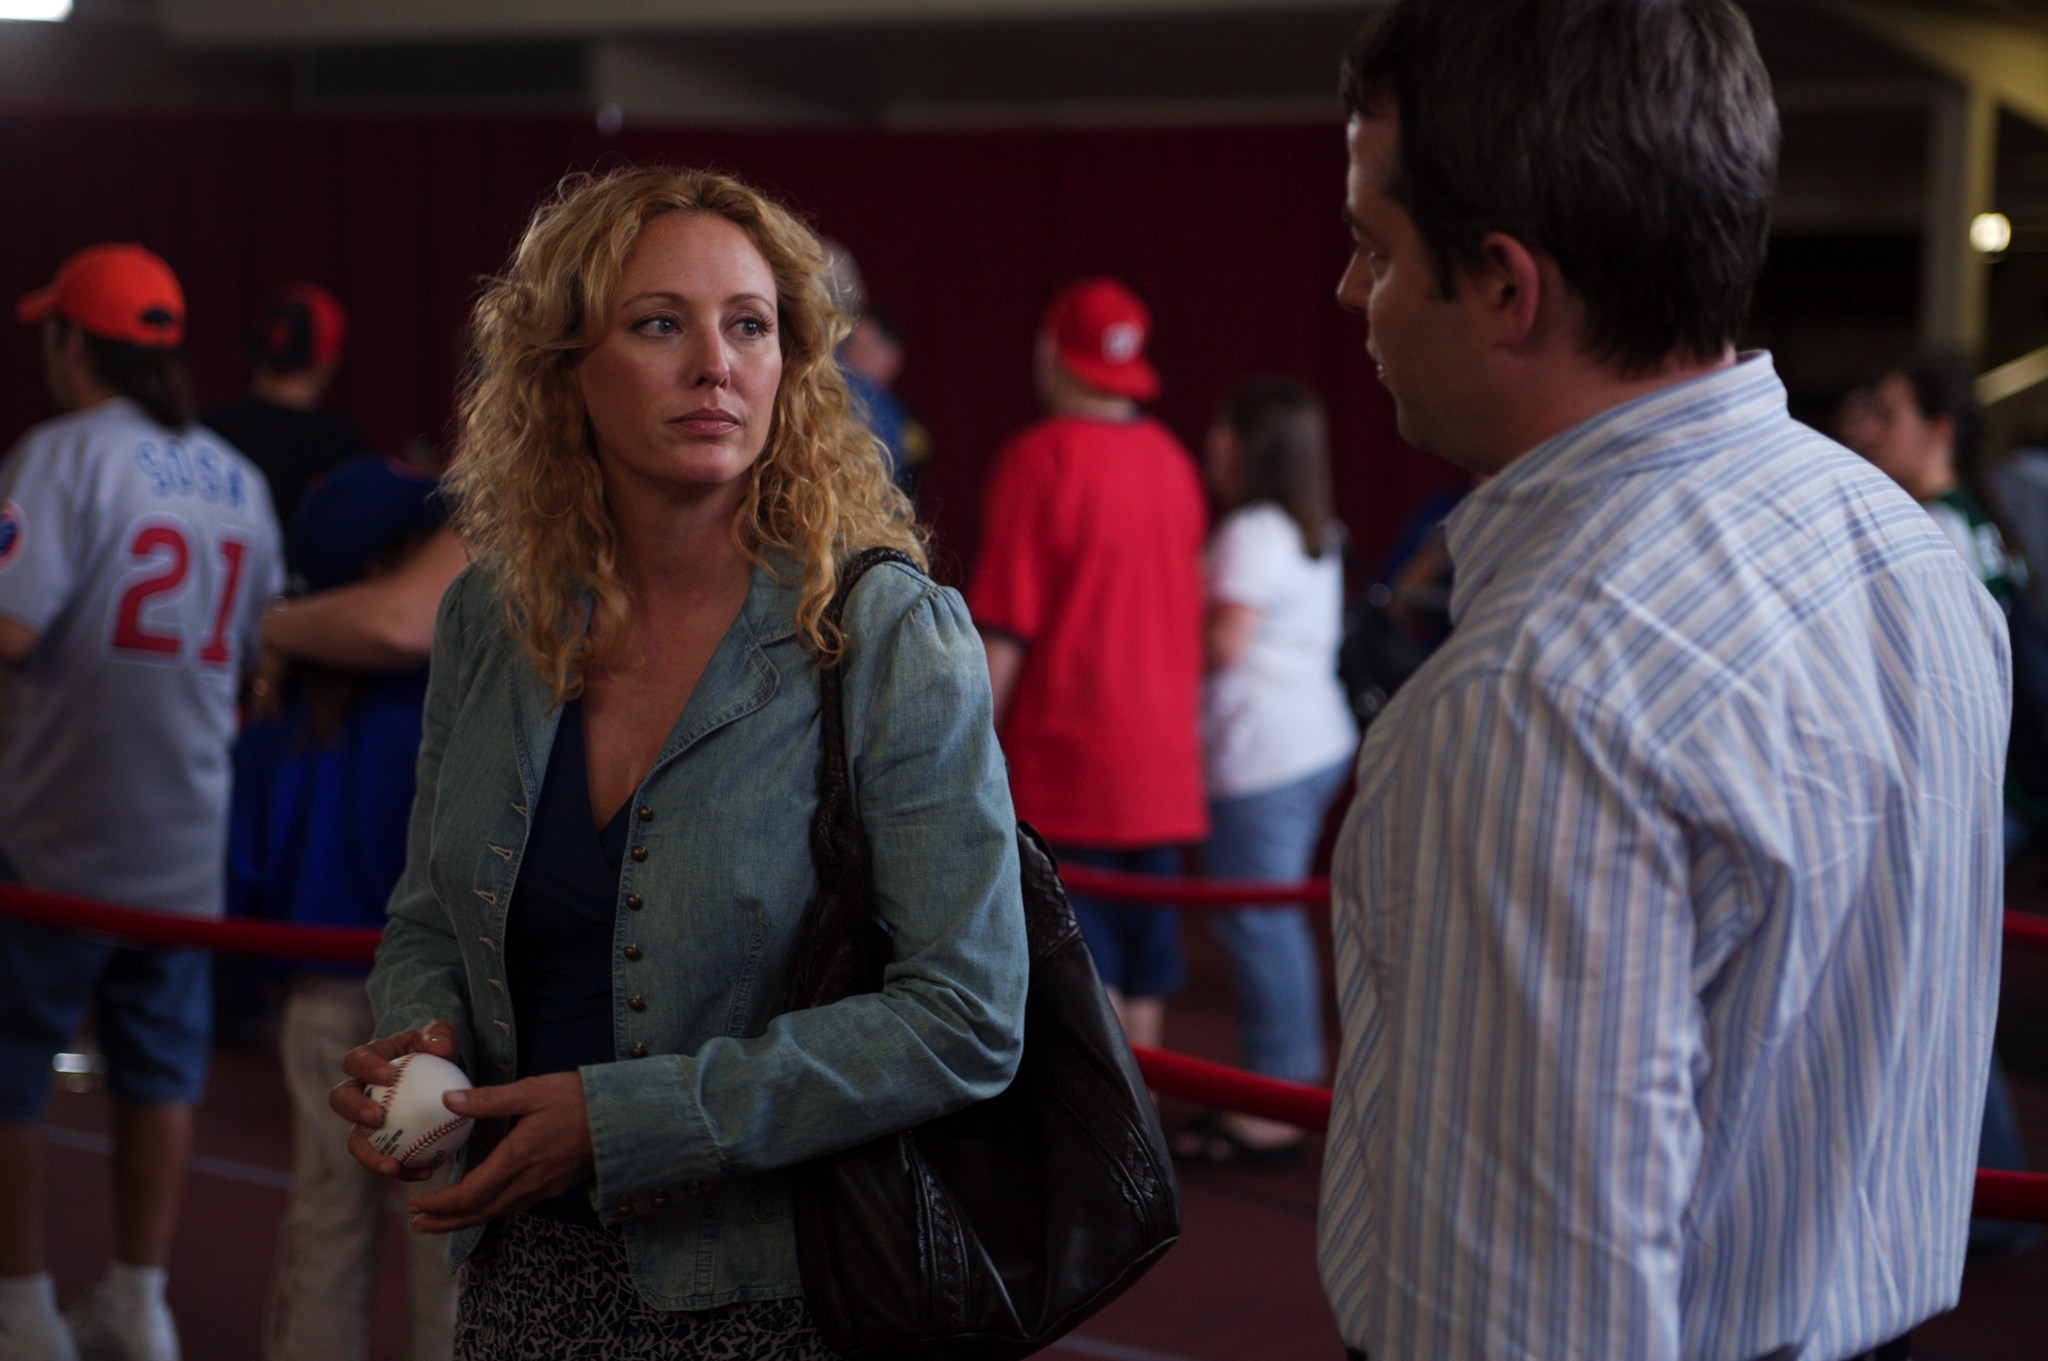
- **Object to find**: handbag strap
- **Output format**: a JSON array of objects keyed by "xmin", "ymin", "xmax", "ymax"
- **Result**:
[
  {"xmin": 813, "ymin": 546, "xmax": 922, "ymax": 847},
  {"xmin": 789, "ymin": 546, "xmax": 921, "ymax": 1008}
]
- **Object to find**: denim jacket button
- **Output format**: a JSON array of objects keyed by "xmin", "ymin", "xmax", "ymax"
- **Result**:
[
  {"xmin": 625, "ymin": 893, "xmax": 643, "ymax": 911},
  {"xmin": 651, "ymin": 1191, "xmax": 668, "ymax": 1209},
  {"xmin": 630, "ymin": 845, "xmax": 648, "ymax": 862},
  {"xmin": 616, "ymin": 1199, "xmax": 632, "ymax": 1217},
  {"xmin": 628, "ymin": 994, "xmax": 646, "ymax": 1011},
  {"xmin": 623, "ymin": 944, "xmax": 642, "ymax": 962},
  {"xmin": 685, "ymin": 1183, "xmax": 704, "ymax": 1199},
  {"xmin": 630, "ymin": 1042, "xmax": 649, "ymax": 1058},
  {"xmin": 637, "ymin": 806, "xmax": 653, "ymax": 822}
]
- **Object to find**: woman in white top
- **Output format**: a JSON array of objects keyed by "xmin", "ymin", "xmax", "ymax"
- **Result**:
[{"xmin": 1175, "ymin": 378, "xmax": 1357, "ymax": 1167}]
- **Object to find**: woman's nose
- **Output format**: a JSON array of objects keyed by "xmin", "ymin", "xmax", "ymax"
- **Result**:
[{"xmin": 683, "ymin": 330, "xmax": 731, "ymax": 388}]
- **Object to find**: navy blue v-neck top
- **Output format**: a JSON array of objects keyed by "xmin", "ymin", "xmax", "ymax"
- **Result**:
[{"xmin": 502, "ymin": 699, "xmax": 627, "ymax": 1223}]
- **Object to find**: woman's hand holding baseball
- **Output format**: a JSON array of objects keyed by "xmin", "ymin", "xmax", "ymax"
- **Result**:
[
  {"xmin": 330, "ymin": 1018, "xmax": 465, "ymax": 1181},
  {"xmin": 400, "ymin": 1072, "xmax": 596, "ymax": 1233}
]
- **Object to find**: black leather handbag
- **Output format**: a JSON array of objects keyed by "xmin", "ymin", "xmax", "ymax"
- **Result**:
[{"xmin": 782, "ymin": 547, "xmax": 1181, "ymax": 1361}]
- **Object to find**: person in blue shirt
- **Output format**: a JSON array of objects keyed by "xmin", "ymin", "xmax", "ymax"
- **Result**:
[
  {"xmin": 326, "ymin": 166, "xmax": 1027, "ymax": 1360},
  {"xmin": 229, "ymin": 456, "xmax": 456, "ymax": 1361},
  {"xmin": 840, "ymin": 305, "xmax": 932, "ymax": 506}
]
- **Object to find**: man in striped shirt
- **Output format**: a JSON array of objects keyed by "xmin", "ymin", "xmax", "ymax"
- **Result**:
[{"xmin": 1318, "ymin": 4, "xmax": 2010, "ymax": 1360}]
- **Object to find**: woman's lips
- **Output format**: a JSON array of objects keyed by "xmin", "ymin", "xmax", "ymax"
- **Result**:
[{"xmin": 672, "ymin": 408, "xmax": 740, "ymax": 435}]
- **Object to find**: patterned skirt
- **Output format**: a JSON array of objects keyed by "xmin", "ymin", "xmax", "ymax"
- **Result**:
[{"xmin": 454, "ymin": 1213, "xmax": 839, "ymax": 1360}]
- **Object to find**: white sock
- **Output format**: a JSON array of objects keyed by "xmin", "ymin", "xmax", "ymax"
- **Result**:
[
  {"xmin": 103, "ymin": 1262, "xmax": 167, "ymax": 1309},
  {"xmin": 0, "ymin": 1272, "xmax": 61, "ymax": 1324}
]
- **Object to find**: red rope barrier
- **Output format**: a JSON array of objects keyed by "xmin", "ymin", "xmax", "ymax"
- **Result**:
[
  {"xmin": 1975, "ymin": 1169, "xmax": 2048, "ymax": 1224},
  {"xmin": 11, "ymin": 873, "xmax": 2042, "ymax": 950},
  {"xmin": 1134, "ymin": 1043, "xmax": 1335, "ymax": 1130},
  {"xmin": 2007, "ymin": 910, "xmax": 2048, "ymax": 953},
  {"xmin": 1, "ymin": 881, "xmax": 2043, "ymax": 1221},
  {"xmin": 1059, "ymin": 863, "xmax": 1332, "ymax": 908},
  {"xmin": 0, "ymin": 884, "xmax": 380, "ymax": 965}
]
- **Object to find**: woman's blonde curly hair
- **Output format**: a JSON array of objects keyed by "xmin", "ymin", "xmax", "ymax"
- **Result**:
[{"xmin": 447, "ymin": 165, "xmax": 926, "ymax": 701}]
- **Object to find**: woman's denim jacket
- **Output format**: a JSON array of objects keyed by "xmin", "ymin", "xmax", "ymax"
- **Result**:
[{"xmin": 367, "ymin": 554, "xmax": 1028, "ymax": 1309}]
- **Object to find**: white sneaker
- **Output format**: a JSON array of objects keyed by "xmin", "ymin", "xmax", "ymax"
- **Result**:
[
  {"xmin": 0, "ymin": 1302, "xmax": 80, "ymax": 1361},
  {"xmin": 62, "ymin": 1284, "xmax": 177, "ymax": 1361}
]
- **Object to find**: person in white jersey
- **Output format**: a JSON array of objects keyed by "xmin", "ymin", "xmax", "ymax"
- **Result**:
[
  {"xmin": 0, "ymin": 244, "xmax": 283, "ymax": 1361},
  {"xmin": 1175, "ymin": 377, "xmax": 1356, "ymax": 1169}
]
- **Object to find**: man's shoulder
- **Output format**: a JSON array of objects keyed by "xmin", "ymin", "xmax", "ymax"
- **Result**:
[
  {"xmin": 1454, "ymin": 420, "xmax": 1984, "ymax": 730},
  {"xmin": 1563, "ymin": 414, "xmax": 1943, "ymax": 601},
  {"xmin": 1001, "ymin": 414, "xmax": 1101, "ymax": 460},
  {"xmin": 985, "ymin": 418, "xmax": 1066, "ymax": 485},
  {"xmin": 11, "ymin": 399, "xmax": 144, "ymax": 454},
  {"xmin": 1006, "ymin": 412, "xmax": 1187, "ymax": 455},
  {"xmin": 3, "ymin": 404, "xmax": 163, "ymax": 497},
  {"xmin": 1, "ymin": 410, "xmax": 282, "ymax": 578}
]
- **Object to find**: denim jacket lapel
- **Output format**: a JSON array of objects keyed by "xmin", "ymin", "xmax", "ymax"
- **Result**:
[{"xmin": 505, "ymin": 558, "xmax": 805, "ymax": 796}]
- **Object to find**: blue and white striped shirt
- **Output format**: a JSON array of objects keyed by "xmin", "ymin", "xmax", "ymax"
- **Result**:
[{"xmin": 1318, "ymin": 355, "xmax": 2009, "ymax": 1361}]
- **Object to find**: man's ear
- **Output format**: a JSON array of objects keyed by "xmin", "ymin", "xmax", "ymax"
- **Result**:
[
  {"xmin": 1470, "ymin": 231, "xmax": 1544, "ymax": 350},
  {"xmin": 49, "ymin": 320, "xmax": 88, "ymax": 365}
]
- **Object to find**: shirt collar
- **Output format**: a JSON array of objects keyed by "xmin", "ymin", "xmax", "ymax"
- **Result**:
[
  {"xmin": 738, "ymin": 547, "xmax": 805, "ymax": 647},
  {"xmin": 1442, "ymin": 351, "xmax": 1789, "ymax": 624}
]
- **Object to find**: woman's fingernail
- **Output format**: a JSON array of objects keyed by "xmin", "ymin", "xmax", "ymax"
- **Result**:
[{"xmin": 445, "ymin": 1089, "xmax": 470, "ymax": 1111}]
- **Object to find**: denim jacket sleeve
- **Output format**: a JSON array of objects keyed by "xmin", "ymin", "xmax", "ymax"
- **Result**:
[
  {"xmin": 580, "ymin": 563, "xmax": 1028, "ymax": 1212},
  {"xmin": 366, "ymin": 568, "xmax": 482, "ymax": 1063}
]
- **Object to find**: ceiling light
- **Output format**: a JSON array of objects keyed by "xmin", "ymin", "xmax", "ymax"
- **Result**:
[
  {"xmin": 1971, "ymin": 212, "xmax": 2013, "ymax": 256},
  {"xmin": 0, "ymin": 1, "xmax": 73, "ymax": 19}
]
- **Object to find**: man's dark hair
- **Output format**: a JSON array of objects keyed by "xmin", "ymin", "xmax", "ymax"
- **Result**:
[
  {"xmin": 57, "ymin": 317, "xmax": 194, "ymax": 431},
  {"xmin": 1897, "ymin": 353, "xmax": 1984, "ymax": 471},
  {"xmin": 1340, "ymin": 0, "xmax": 1779, "ymax": 375},
  {"xmin": 1217, "ymin": 377, "xmax": 1337, "ymax": 559}
]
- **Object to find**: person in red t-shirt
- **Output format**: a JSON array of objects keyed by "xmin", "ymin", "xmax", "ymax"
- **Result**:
[{"xmin": 968, "ymin": 277, "xmax": 1207, "ymax": 1050}]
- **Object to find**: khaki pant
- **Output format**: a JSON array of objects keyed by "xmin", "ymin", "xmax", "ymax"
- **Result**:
[{"xmin": 265, "ymin": 974, "xmax": 457, "ymax": 1361}]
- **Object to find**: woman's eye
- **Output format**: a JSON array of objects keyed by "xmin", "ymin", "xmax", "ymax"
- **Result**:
[
  {"xmin": 634, "ymin": 315, "xmax": 679, "ymax": 336},
  {"xmin": 734, "ymin": 315, "xmax": 771, "ymax": 339}
]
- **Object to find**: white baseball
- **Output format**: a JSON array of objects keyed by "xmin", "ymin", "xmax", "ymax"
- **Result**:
[{"xmin": 364, "ymin": 1051, "xmax": 474, "ymax": 1172}]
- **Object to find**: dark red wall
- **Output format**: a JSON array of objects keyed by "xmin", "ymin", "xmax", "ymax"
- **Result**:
[{"xmin": 0, "ymin": 107, "xmax": 1461, "ymax": 581}]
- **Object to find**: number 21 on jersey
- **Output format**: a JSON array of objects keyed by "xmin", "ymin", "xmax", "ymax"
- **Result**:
[{"xmin": 107, "ymin": 516, "xmax": 250, "ymax": 668}]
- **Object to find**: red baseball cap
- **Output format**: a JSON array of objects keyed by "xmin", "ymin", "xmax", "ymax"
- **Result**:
[
  {"xmin": 248, "ymin": 282, "xmax": 348, "ymax": 370},
  {"xmin": 1042, "ymin": 277, "xmax": 1160, "ymax": 401},
  {"xmin": 16, "ymin": 243, "xmax": 186, "ymax": 348}
]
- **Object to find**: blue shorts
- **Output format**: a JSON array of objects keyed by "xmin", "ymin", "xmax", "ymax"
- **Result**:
[
  {"xmin": 0, "ymin": 919, "xmax": 212, "ymax": 1120},
  {"xmin": 1054, "ymin": 843, "xmax": 1186, "ymax": 1000}
]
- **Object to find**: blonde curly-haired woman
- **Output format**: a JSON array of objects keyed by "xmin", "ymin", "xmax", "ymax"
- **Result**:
[{"xmin": 327, "ymin": 166, "xmax": 1028, "ymax": 1359}]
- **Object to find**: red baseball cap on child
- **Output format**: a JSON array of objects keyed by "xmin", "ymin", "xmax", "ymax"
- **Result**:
[
  {"xmin": 16, "ymin": 243, "xmax": 186, "ymax": 348},
  {"xmin": 249, "ymin": 282, "xmax": 348, "ymax": 370},
  {"xmin": 1042, "ymin": 277, "xmax": 1160, "ymax": 401}
]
